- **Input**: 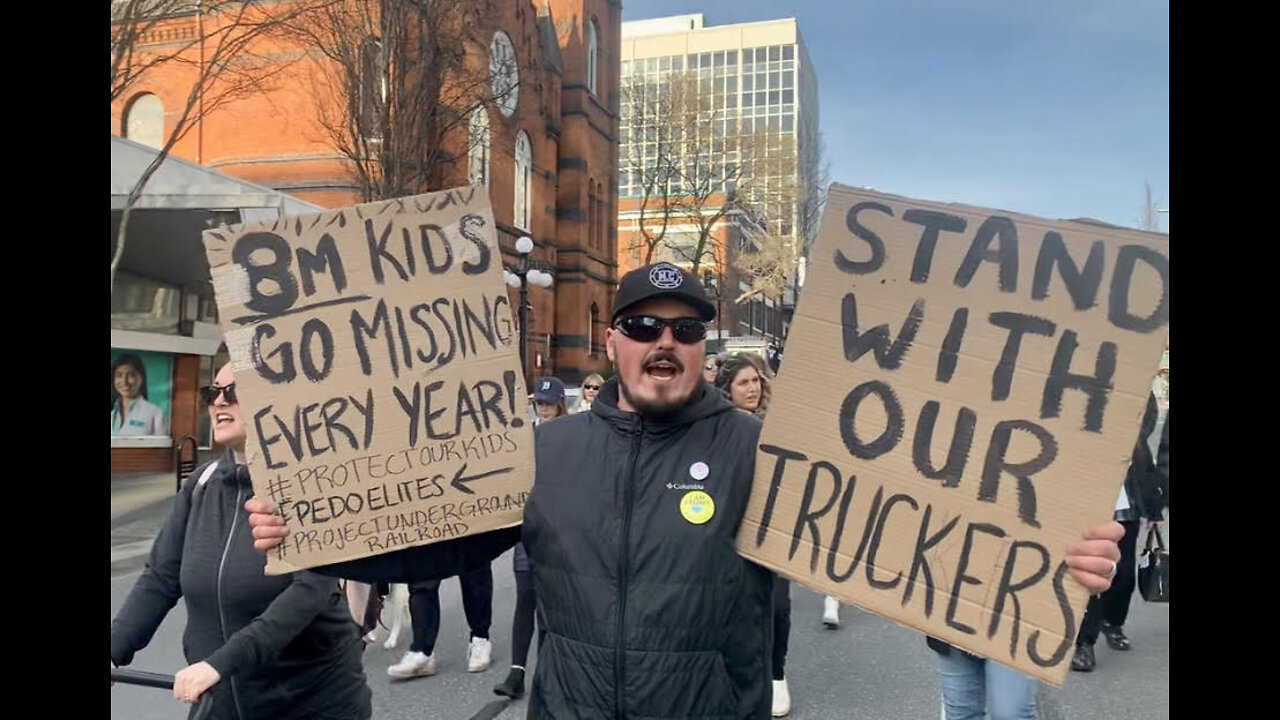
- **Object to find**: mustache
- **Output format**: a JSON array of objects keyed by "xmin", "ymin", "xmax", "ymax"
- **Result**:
[{"xmin": 643, "ymin": 352, "xmax": 684, "ymax": 372}]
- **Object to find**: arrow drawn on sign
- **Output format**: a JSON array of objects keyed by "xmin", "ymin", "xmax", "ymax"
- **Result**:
[{"xmin": 450, "ymin": 464, "xmax": 514, "ymax": 495}]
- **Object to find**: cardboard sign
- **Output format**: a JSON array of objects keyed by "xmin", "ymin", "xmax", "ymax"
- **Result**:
[
  {"xmin": 204, "ymin": 186, "xmax": 534, "ymax": 575},
  {"xmin": 735, "ymin": 185, "xmax": 1169, "ymax": 685}
]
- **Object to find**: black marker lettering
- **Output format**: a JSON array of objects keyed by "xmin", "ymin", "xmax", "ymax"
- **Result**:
[
  {"xmin": 755, "ymin": 445, "xmax": 809, "ymax": 546},
  {"xmin": 790, "ymin": 461, "xmax": 843, "ymax": 572},
  {"xmin": 988, "ymin": 312, "xmax": 1056, "ymax": 402},
  {"xmin": 936, "ymin": 308, "xmax": 968, "ymax": 383},
  {"xmin": 1031, "ymin": 232, "xmax": 1103, "ymax": 309},
  {"xmin": 826, "ymin": 483, "xmax": 882, "ymax": 583},
  {"xmin": 865, "ymin": 493, "xmax": 918, "ymax": 589},
  {"xmin": 988, "ymin": 540, "xmax": 1050, "ymax": 660},
  {"xmin": 842, "ymin": 293, "xmax": 924, "ymax": 370},
  {"xmin": 296, "ymin": 233, "xmax": 348, "ymax": 296},
  {"xmin": 1027, "ymin": 561, "xmax": 1077, "ymax": 667},
  {"xmin": 234, "ymin": 231, "xmax": 299, "ymax": 316},
  {"xmin": 1040, "ymin": 330, "xmax": 1116, "ymax": 433},
  {"xmin": 836, "ymin": 201, "xmax": 890, "ymax": 274},
  {"xmin": 1108, "ymin": 244, "xmax": 1169, "ymax": 332},
  {"xmin": 839, "ymin": 380, "xmax": 905, "ymax": 460},
  {"xmin": 903, "ymin": 505, "xmax": 960, "ymax": 618},
  {"xmin": 913, "ymin": 402, "xmax": 976, "ymax": 488},
  {"xmin": 902, "ymin": 208, "xmax": 967, "ymax": 283},
  {"xmin": 946, "ymin": 523, "xmax": 1007, "ymax": 635},
  {"xmin": 980, "ymin": 420, "xmax": 1058, "ymax": 527},
  {"xmin": 955, "ymin": 215, "xmax": 1018, "ymax": 292}
]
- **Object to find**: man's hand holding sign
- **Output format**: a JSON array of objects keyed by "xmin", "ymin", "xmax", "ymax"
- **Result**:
[{"xmin": 734, "ymin": 185, "xmax": 1166, "ymax": 685}]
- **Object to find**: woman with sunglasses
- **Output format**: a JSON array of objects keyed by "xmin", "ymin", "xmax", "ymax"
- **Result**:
[
  {"xmin": 570, "ymin": 373, "xmax": 605, "ymax": 414},
  {"xmin": 110, "ymin": 363, "xmax": 373, "ymax": 720}
]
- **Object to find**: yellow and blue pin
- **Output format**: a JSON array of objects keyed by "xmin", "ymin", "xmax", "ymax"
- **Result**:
[{"xmin": 680, "ymin": 462, "xmax": 714, "ymax": 524}]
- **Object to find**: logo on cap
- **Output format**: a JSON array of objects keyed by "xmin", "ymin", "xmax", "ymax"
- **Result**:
[
  {"xmin": 648, "ymin": 263, "xmax": 683, "ymax": 289},
  {"xmin": 541, "ymin": 380, "xmax": 551, "ymax": 390}
]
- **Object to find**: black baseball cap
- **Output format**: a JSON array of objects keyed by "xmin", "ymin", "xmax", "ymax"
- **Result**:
[{"xmin": 611, "ymin": 262, "xmax": 717, "ymax": 323}]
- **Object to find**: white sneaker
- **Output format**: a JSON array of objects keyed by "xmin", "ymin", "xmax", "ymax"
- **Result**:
[
  {"xmin": 387, "ymin": 651, "xmax": 437, "ymax": 678},
  {"xmin": 467, "ymin": 636, "xmax": 493, "ymax": 672},
  {"xmin": 823, "ymin": 595, "xmax": 841, "ymax": 628},
  {"xmin": 771, "ymin": 678, "xmax": 791, "ymax": 717}
]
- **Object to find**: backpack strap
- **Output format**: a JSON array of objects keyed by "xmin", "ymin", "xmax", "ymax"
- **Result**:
[
  {"xmin": 197, "ymin": 461, "xmax": 220, "ymax": 487},
  {"xmin": 188, "ymin": 460, "xmax": 221, "ymax": 505}
]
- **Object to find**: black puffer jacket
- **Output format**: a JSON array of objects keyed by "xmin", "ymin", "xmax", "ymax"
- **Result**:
[
  {"xmin": 1121, "ymin": 393, "xmax": 1166, "ymax": 521},
  {"xmin": 521, "ymin": 379, "xmax": 774, "ymax": 719},
  {"xmin": 309, "ymin": 380, "xmax": 776, "ymax": 718},
  {"xmin": 110, "ymin": 452, "xmax": 372, "ymax": 720}
]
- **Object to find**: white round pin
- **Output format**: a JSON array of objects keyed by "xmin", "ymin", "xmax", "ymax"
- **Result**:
[{"xmin": 689, "ymin": 462, "xmax": 709, "ymax": 480}]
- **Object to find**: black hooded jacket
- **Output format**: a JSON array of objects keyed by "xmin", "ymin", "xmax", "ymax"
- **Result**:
[
  {"xmin": 110, "ymin": 452, "xmax": 372, "ymax": 720},
  {"xmin": 521, "ymin": 378, "xmax": 774, "ymax": 719}
]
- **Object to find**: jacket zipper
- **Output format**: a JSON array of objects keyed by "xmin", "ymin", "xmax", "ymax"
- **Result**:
[
  {"xmin": 217, "ymin": 481, "xmax": 248, "ymax": 720},
  {"xmin": 614, "ymin": 418, "xmax": 643, "ymax": 719}
]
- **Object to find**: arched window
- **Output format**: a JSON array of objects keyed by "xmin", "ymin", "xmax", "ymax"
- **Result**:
[
  {"xmin": 589, "ymin": 302, "xmax": 600, "ymax": 356},
  {"xmin": 596, "ymin": 181, "xmax": 607, "ymax": 252},
  {"xmin": 588, "ymin": 179, "xmax": 596, "ymax": 249},
  {"xmin": 468, "ymin": 107, "xmax": 491, "ymax": 185},
  {"xmin": 514, "ymin": 131, "xmax": 532, "ymax": 230},
  {"xmin": 359, "ymin": 37, "xmax": 385, "ymax": 140},
  {"xmin": 586, "ymin": 20, "xmax": 599, "ymax": 96},
  {"xmin": 124, "ymin": 93, "xmax": 164, "ymax": 148}
]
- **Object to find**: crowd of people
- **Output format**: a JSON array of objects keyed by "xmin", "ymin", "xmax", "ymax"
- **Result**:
[{"xmin": 110, "ymin": 261, "xmax": 1165, "ymax": 720}]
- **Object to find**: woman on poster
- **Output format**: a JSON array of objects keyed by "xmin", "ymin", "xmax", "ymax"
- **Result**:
[{"xmin": 111, "ymin": 353, "xmax": 168, "ymax": 436}]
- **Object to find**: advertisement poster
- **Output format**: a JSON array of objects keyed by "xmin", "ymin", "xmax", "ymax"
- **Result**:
[{"xmin": 110, "ymin": 349, "xmax": 172, "ymax": 437}]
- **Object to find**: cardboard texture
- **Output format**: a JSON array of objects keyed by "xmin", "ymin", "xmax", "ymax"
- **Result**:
[
  {"xmin": 203, "ymin": 186, "xmax": 534, "ymax": 575},
  {"xmin": 734, "ymin": 185, "xmax": 1169, "ymax": 685}
]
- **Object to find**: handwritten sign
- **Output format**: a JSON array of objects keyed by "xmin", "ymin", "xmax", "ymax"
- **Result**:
[
  {"xmin": 735, "ymin": 185, "xmax": 1169, "ymax": 685},
  {"xmin": 204, "ymin": 186, "xmax": 534, "ymax": 575}
]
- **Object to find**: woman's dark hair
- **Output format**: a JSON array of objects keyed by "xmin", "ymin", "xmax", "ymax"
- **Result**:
[
  {"xmin": 111, "ymin": 353, "xmax": 148, "ymax": 408},
  {"xmin": 714, "ymin": 353, "xmax": 759, "ymax": 393}
]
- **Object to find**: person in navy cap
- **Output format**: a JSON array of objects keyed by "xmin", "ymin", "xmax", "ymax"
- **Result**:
[{"xmin": 530, "ymin": 376, "xmax": 568, "ymax": 425}]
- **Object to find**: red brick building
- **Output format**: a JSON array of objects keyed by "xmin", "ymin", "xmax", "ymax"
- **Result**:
[{"xmin": 112, "ymin": 0, "xmax": 621, "ymax": 389}]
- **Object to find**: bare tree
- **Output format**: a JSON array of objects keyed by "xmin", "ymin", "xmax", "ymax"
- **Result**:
[
  {"xmin": 1138, "ymin": 179, "xmax": 1165, "ymax": 232},
  {"xmin": 619, "ymin": 70, "xmax": 782, "ymax": 277},
  {"xmin": 733, "ymin": 129, "xmax": 825, "ymax": 302},
  {"xmin": 619, "ymin": 70, "xmax": 681, "ymax": 266},
  {"xmin": 111, "ymin": 0, "xmax": 200, "ymax": 104},
  {"xmin": 279, "ymin": 0, "xmax": 529, "ymax": 202},
  {"xmin": 111, "ymin": 0, "xmax": 337, "ymax": 294}
]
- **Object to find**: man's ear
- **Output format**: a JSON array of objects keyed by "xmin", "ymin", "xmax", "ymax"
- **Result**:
[{"xmin": 604, "ymin": 327, "xmax": 617, "ymax": 363}]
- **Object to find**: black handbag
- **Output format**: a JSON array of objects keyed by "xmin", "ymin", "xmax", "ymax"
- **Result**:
[{"xmin": 1138, "ymin": 526, "xmax": 1170, "ymax": 602}]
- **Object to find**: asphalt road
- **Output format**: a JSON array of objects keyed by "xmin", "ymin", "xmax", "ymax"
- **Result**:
[{"xmin": 110, "ymin": 526, "xmax": 1168, "ymax": 720}]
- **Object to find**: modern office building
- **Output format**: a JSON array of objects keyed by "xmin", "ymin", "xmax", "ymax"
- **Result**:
[{"xmin": 618, "ymin": 13, "xmax": 819, "ymax": 348}]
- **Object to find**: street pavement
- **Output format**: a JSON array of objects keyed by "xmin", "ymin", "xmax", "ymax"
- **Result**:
[{"xmin": 110, "ymin": 475, "xmax": 1168, "ymax": 720}]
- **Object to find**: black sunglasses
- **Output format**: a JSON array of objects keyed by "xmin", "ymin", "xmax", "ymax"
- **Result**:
[
  {"xmin": 614, "ymin": 315, "xmax": 707, "ymax": 344},
  {"xmin": 200, "ymin": 383, "xmax": 238, "ymax": 406},
  {"xmin": 583, "ymin": 384, "xmax": 601, "ymax": 390}
]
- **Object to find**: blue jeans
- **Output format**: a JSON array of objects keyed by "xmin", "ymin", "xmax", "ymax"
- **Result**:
[{"xmin": 936, "ymin": 651, "xmax": 1038, "ymax": 720}]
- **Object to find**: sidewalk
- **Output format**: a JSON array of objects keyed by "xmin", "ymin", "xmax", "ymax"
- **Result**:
[{"xmin": 110, "ymin": 471, "xmax": 181, "ymax": 578}]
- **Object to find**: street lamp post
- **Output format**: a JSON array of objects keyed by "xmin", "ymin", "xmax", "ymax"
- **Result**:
[{"xmin": 503, "ymin": 235, "xmax": 553, "ymax": 386}]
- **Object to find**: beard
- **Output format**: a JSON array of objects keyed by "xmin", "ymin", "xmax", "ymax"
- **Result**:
[{"xmin": 618, "ymin": 377, "xmax": 699, "ymax": 419}]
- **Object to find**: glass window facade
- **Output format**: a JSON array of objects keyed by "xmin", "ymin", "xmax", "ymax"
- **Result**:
[{"xmin": 620, "ymin": 42, "xmax": 813, "ymax": 242}]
